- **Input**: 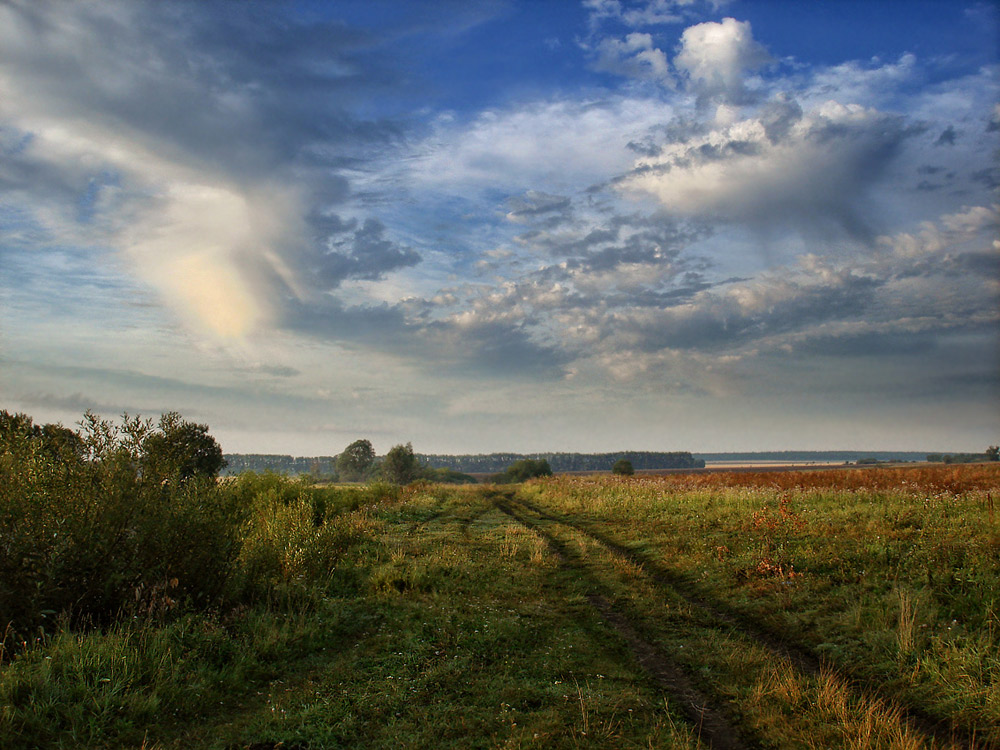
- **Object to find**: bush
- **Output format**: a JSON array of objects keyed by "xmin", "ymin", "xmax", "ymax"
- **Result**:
[
  {"xmin": 491, "ymin": 459, "xmax": 553, "ymax": 484},
  {"xmin": 0, "ymin": 411, "xmax": 383, "ymax": 644},
  {"xmin": 612, "ymin": 459, "xmax": 634, "ymax": 476},
  {"xmin": 0, "ymin": 411, "xmax": 241, "ymax": 640}
]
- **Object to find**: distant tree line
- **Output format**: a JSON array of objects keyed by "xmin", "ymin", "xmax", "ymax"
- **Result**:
[
  {"xmin": 418, "ymin": 451, "xmax": 703, "ymax": 473},
  {"xmin": 695, "ymin": 450, "xmax": 928, "ymax": 463},
  {"xmin": 225, "ymin": 450, "xmax": 703, "ymax": 476},
  {"xmin": 223, "ymin": 454, "xmax": 337, "ymax": 477},
  {"xmin": 927, "ymin": 447, "xmax": 999, "ymax": 464}
]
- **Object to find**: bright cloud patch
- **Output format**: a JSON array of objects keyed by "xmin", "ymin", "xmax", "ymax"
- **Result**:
[
  {"xmin": 675, "ymin": 17, "xmax": 771, "ymax": 102},
  {"xmin": 620, "ymin": 100, "xmax": 911, "ymax": 234}
]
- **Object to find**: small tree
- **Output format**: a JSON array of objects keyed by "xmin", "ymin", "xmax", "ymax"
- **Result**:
[
  {"xmin": 612, "ymin": 458, "xmax": 634, "ymax": 476},
  {"xmin": 337, "ymin": 439, "xmax": 376, "ymax": 481},
  {"xmin": 381, "ymin": 442, "xmax": 421, "ymax": 485},
  {"xmin": 142, "ymin": 412, "xmax": 226, "ymax": 481},
  {"xmin": 987, "ymin": 445, "xmax": 999, "ymax": 462}
]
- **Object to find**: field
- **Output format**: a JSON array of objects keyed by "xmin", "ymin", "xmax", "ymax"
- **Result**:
[{"xmin": 2, "ymin": 464, "xmax": 998, "ymax": 748}]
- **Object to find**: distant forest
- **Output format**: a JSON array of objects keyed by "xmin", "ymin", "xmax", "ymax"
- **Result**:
[
  {"xmin": 222, "ymin": 451, "xmax": 703, "ymax": 476},
  {"xmin": 695, "ymin": 451, "xmax": 929, "ymax": 462},
  {"xmin": 222, "ymin": 454, "xmax": 337, "ymax": 476},
  {"xmin": 220, "ymin": 450, "xmax": 954, "ymax": 477},
  {"xmin": 419, "ymin": 452, "xmax": 704, "ymax": 473}
]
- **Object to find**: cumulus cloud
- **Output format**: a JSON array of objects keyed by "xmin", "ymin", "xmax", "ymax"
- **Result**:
[
  {"xmin": 619, "ymin": 99, "xmax": 912, "ymax": 236},
  {"xmin": 591, "ymin": 32, "xmax": 674, "ymax": 85},
  {"xmin": 674, "ymin": 17, "xmax": 771, "ymax": 103}
]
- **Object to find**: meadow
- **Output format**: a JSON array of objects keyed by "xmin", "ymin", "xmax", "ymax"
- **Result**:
[{"xmin": 1, "ymin": 431, "xmax": 997, "ymax": 748}]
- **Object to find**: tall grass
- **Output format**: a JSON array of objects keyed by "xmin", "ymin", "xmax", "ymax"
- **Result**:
[{"xmin": 522, "ymin": 465, "xmax": 1000, "ymax": 740}]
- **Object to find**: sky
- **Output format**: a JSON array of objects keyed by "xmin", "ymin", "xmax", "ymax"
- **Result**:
[{"xmin": 1, "ymin": 0, "xmax": 998, "ymax": 456}]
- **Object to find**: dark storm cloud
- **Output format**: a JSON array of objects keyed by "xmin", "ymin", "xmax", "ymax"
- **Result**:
[
  {"xmin": 971, "ymin": 167, "xmax": 1000, "ymax": 190},
  {"xmin": 424, "ymin": 318, "xmax": 571, "ymax": 379}
]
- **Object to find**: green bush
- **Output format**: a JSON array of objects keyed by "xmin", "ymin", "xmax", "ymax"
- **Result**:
[
  {"xmin": 0, "ymin": 411, "xmax": 383, "ymax": 645},
  {"xmin": 490, "ymin": 458, "xmax": 553, "ymax": 484},
  {"xmin": 612, "ymin": 459, "xmax": 634, "ymax": 475}
]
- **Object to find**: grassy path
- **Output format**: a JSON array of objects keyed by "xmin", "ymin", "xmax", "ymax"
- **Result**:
[
  {"xmin": 155, "ymin": 487, "xmax": 706, "ymax": 749},
  {"xmin": 495, "ymin": 493, "xmax": 751, "ymax": 750},
  {"xmin": 505, "ymin": 492, "xmax": 977, "ymax": 749},
  {"xmin": 16, "ymin": 471, "xmax": 994, "ymax": 749}
]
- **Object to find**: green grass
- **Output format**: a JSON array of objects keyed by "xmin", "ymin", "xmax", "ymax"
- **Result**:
[
  {"xmin": 520, "ymin": 466, "xmax": 1000, "ymax": 746},
  {"xmin": 3, "ymin": 465, "xmax": 997, "ymax": 748}
]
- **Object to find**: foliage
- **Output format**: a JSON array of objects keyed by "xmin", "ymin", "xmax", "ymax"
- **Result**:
[
  {"xmin": 222, "ymin": 453, "xmax": 337, "ymax": 477},
  {"xmin": 611, "ymin": 458, "xmax": 634, "ymax": 475},
  {"xmin": 336, "ymin": 439, "xmax": 376, "ymax": 481},
  {"xmin": 141, "ymin": 411, "xmax": 226, "ymax": 481},
  {"xmin": 926, "ymin": 450, "xmax": 996, "ymax": 464},
  {"xmin": 380, "ymin": 442, "xmax": 421, "ymax": 485},
  {"xmin": 491, "ymin": 458, "xmax": 553, "ymax": 484},
  {"xmin": 1, "ymin": 411, "xmax": 240, "ymax": 639},
  {"xmin": 0, "ymin": 411, "xmax": 389, "ymax": 645}
]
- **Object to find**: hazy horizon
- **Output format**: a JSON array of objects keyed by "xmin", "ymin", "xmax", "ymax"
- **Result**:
[{"xmin": 2, "ymin": 1, "xmax": 997, "ymax": 455}]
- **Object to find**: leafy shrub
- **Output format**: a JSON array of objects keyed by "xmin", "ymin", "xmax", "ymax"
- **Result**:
[
  {"xmin": 491, "ymin": 458, "xmax": 553, "ymax": 484},
  {"xmin": 612, "ymin": 459, "xmax": 634, "ymax": 475},
  {"xmin": 0, "ymin": 411, "xmax": 382, "ymax": 645}
]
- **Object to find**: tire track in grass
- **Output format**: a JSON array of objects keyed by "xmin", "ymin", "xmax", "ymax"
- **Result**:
[
  {"xmin": 512, "ymin": 493, "xmax": 979, "ymax": 750},
  {"xmin": 493, "ymin": 495, "xmax": 752, "ymax": 750}
]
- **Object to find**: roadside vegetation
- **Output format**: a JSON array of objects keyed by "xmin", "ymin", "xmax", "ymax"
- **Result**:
[{"xmin": 2, "ymin": 410, "xmax": 997, "ymax": 748}]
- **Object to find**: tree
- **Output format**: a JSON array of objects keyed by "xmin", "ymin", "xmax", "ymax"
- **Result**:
[
  {"xmin": 337, "ymin": 439, "xmax": 376, "ymax": 481},
  {"xmin": 381, "ymin": 442, "xmax": 421, "ymax": 485},
  {"xmin": 987, "ymin": 445, "xmax": 999, "ymax": 462},
  {"xmin": 141, "ymin": 412, "xmax": 226, "ymax": 481},
  {"xmin": 612, "ymin": 458, "xmax": 634, "ymax": 476}
]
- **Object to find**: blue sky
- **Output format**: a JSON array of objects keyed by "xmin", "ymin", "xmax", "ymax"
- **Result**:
[{"xmin": 1, "ymin": 0, "xmax": 997, "ymax": 455}]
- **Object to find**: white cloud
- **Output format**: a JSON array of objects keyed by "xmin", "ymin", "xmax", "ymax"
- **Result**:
[
  {"xmin": 674, "ymin": 17, "xmax": 771, "ymax": 102},
  {"xmin": 592, "ymin": 32, "xmax": 674, "ymax": 85},
  {"xmin": 0, "ymin": 1, "xmax": 310, "ymax": 341},
  {"xmin": 407, "ymin": 97, "xmax": 673, "ymax": 192},
  {"xmin": 619, "ymin": 100, "xmax": 909, "ymax": 233}
]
